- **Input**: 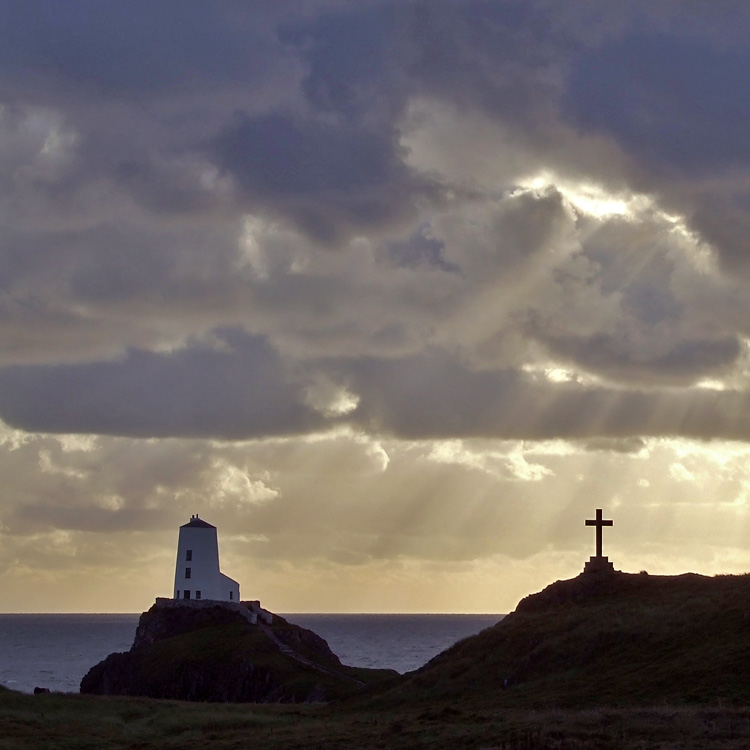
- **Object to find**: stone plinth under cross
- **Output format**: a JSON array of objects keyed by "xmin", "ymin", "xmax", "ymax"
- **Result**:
[{"xmin": 583, "ymin": 508, "xmax": 615, "ymax": 574}]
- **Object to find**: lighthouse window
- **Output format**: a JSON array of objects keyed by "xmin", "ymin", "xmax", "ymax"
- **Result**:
[
  {"xmin": 229, "ymin": 591, "xmax": 233, "ymax": 600},
  {"xmin": 185, "ymin": 567, "xmax": 191, "ymax": 579},
  {"xmin": 196, "ymin": 591, "xmax": 202, "ymax": 600},
  {"xmin": 186, "ymin": 550, "xmax": 192, "ymax": 561},
  {"xmin": 183, "ymin": 590, "xmax": 191, "ymax": 600}
]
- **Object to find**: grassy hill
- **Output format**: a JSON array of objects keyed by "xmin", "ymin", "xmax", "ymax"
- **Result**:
[{"xmin": 368, "ymin": 570, "xmax": 750, "ymax": 709}]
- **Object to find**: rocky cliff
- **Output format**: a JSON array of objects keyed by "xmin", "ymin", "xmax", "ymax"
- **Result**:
[{"xmin": 80, "ymin": 600, "xmax": 393, "ymax": 703}]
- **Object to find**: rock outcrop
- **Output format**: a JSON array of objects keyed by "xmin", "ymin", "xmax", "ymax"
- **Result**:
[{"xmin": 80, "ymin": 600, "xmax": 392, "ymax": 703}]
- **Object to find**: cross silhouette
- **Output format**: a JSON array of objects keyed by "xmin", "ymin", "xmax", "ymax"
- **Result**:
[{"xmin": 585, "ymin": 508, "xmax": 613, "ymax": 559}]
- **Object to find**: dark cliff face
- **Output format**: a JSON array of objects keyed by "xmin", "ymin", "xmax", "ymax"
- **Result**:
[
  {"xmin": 80, "ymin": 648, "xmax": 312, "ymax": 703},
  {"xmin": 80, "ymin": 602, "xmax": 388, "ymax": 703}
]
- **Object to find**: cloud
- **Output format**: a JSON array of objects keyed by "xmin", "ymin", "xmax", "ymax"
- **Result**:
[
  {"xmin": 344, "ymin": 349, "xmax": 750, "ymax": 441},
  {"xmin": 556, "ymin": 13, "xmax": 750, "ymax": 279},
  {"xmin": 0, "ymin": 176, "xmax": 747, "ymax": 442},
  {"xmin": 5, "ymin": 1, "xmax": 750, "ymax": 610},
  {"xmin": 213, "ymin": 113, "xmax": 437, "ymax": 244},
  {"xmin": 0, "ymin": 331, "xmax": 327, "ymax": 438},
  {"xmin": 580, "ymin": 437, "xmax": 646, "ymax": 454},
  {"xmin": 0, "ymin": 1, "xmax": 299, "ymax": 103},
  {"xmin": 535, "ymin": 330, "xmax": 740, "ymax": 384},
  {"xmin": 564, "ymin": 32, "xmax": 750, "ymax": 176}
]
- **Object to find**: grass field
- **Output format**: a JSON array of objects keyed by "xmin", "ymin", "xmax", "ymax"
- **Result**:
[{"xmin": 4, "ymin": 687, "xmax": 750, "ymax": 749}]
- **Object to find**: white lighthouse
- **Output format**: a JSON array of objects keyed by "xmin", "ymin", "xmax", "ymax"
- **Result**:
[{"xmin": 173, "ymin": 515, "xmax": 240, "ymax": 602}]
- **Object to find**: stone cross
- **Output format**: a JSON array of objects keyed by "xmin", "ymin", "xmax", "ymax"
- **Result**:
[{"xmin": 585, "ymin": 508, "xmax": 613, "ymax": 559}]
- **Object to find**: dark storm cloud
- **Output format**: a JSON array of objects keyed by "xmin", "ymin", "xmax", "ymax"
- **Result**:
[
  {"xmin": 558, "ymin": 13, "xmax": 750, "ymax": 275},
  {"xmin": 2, "ymin": 338, "xmax": 749, "ymax": 442},
  {"xmin": 534, "ymin": 331, "xmax": 741, "ymax": 384},
  {"xmin": 0, "ymin": 1, "xmax": 283, "ymax": 102},
  {"xmin": 213, "ymin": 113, "xmax": 436, "ymax": 243},
  {"xmin": 342, "ymin": 350, "xmax": 750, "ymax": 442},
  {"xmin": 395, "ymin": 0, "xmax": 558, "ymax": 123},
  {"xmin": 0, "ymin": 0, "xmax": 749, "ymax": 442},
  {"xmin": 688, "ymin": 196, "xmax": 750, "ymax": 277},
  {"xmin": 348, "ymin": 356, "xmax": 651, "ymax": 439},
  {"xmin": 279, "ymin": 1, "xmax": 401, "ymax": 121},
  {"xmin": 564, "ymin": 32, "xmax": 750, "ymax": 176},
  {"xmin": 0, "ymin": 330, "xmax": 326, "ymax": 438}
]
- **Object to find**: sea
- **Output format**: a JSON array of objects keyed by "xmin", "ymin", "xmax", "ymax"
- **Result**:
[{"xmin": 0, "ymin": 613, "xmax": 503, "ymax": 694}]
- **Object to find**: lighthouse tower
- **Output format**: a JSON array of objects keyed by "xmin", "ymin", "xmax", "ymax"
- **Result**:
[{"xmin": 173, "ymin": 515, "xmax": 240, "ymax": 602}]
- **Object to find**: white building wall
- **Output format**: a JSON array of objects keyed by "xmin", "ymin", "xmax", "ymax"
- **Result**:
[
  {"xmin": 173, "ymin": 516, "xmax": 223, "ymax": 601},
  {"xmin": 220, "ymin": 572, "xmax": 240, "ymax": 602}
]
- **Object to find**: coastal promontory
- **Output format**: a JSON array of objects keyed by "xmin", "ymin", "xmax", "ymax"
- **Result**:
[{"xmin": 80, "ymin": 599, "xmax": 394, "ymax": 703}]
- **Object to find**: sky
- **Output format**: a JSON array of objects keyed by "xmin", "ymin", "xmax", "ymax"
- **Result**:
[{"xmin": 3, "ymin": 1, "xmax": 750, "ymax": 613}]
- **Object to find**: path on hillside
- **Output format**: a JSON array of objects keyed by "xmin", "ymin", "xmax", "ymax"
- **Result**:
[{"xmin": 257, "ymin": 622, "xmax": 365, "ymax": 687}]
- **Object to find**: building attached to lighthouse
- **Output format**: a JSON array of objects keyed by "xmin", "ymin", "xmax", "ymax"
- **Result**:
[{"xmin": 173, "ymin": 515, "xmax": 240, "ymax": 602}]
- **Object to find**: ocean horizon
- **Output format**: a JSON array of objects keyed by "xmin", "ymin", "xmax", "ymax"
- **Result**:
[{"xmin": 0, "ymin": 612, "xmax": 504, "ymax": 695}]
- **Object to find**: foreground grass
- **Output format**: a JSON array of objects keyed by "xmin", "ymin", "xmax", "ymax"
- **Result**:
[{"xmin": 4, "ymin": 687, "xmax": 750, "ymax": 749}]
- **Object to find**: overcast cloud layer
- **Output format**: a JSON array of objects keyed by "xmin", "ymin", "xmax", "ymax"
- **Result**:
[{"xmin": 3, "ymin": 1, "xmax": 750, "ymax": 613}]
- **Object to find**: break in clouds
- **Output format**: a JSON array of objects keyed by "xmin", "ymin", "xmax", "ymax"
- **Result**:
[{"xmin": 3, "ymin": 1, "xmax": 750, "ymax": 611}]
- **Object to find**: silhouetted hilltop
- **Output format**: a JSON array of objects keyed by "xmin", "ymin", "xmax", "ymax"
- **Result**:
[{"xmin": 366, "ymin": 571, "xmax": 750, "ymax": 708}]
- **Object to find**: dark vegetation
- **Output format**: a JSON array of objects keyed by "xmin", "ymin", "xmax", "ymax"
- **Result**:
[
  {"xmin": 5, "ymin": 688, "xmax": 750, "ymax": 749},
  {"xmin": 80, "ymin": 603, "xmax": 392, "ymax": 703},
  {"xmin": 5, "ymin": 571, "xmax": 750, "ymax": 748},
  {"xmin": 372, "ymin": 570, "xmax": 750, "ymax": 709}
]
